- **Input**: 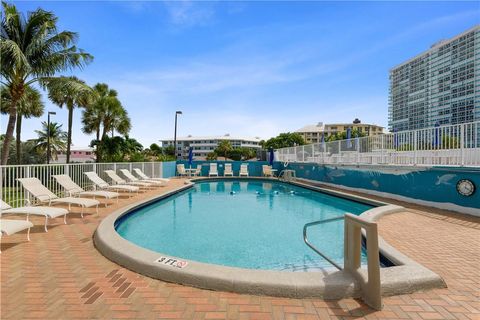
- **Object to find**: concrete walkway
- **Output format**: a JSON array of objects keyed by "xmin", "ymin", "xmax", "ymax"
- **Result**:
[{"xmin": 1, "ymin": 179, "xmax": 479, "ymax": 319}]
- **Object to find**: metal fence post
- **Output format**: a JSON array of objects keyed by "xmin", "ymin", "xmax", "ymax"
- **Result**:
[
  {"xmin": 460, "ymin": 124, "xmax": 465, "ymax": 166},
  {"xmin": 413, "ymin": 130, "xmax": 417, "ymax": 166}
]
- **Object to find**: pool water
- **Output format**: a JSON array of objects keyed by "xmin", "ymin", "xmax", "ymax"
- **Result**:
[{"xmin": 116, "ymin": 180, "xmax": 373, "ymax": 271}]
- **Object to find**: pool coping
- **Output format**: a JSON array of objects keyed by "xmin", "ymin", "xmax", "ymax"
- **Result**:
[{"xmin": 94, "ymin": 177, "xmax": 446, "ymax": 299}]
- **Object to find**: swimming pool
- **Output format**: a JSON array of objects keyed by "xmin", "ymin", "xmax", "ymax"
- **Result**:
[{"xmin": 116, "ymin": 179, "xmax": 373, "ymax": 271}]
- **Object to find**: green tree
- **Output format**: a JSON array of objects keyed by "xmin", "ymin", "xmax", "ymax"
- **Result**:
[
  {"xmin": 1, "ymin": 85, "xmax": 44, "ymax": 163},
  {"xmin": 206, "ymin": 152, "xmax": 218, "ymax": 160},
  {"xmin": 34, "ymin": 121, "xmax": 67, "ymax": 161},
  {"xmin": 0, "ymin": 2, "xmax": 93, "ymax": 165},
  {"xmin": 215, "ymin": 140, "xmax": 232, "ymax": 160},
  {"xmin": 81, "ymin": 83, "xmax": 131, "ymax": 162},
  {"xmin": 48, "ymin": 76, "xmax": 93, "ymax": 163},
  {"xmin": 150, "ymin": 143, "xmax": 162, "ymax": 156},
  {"xmin": 326, "ymin": 129, "xmax": 366, "ymax": 142},
  {"xmin": 263, "ymin": 132, "xmax": 305, "ymax": 149}
]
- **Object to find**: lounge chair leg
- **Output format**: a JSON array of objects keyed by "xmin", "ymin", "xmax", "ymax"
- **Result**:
[
  {"xmin": 64, "ymin": 214, "xmax": 67, "ymax": 225},
  {"xmin": 27, "ymin": 227, "xmax": 31, "ymax": 241},
  {"xmin": 96, "ymin": 204, "xmax": 99, "ymax": 214},
  {"xmin": 81, "ymin": 206, "xmax": 84, "ymax": 218},
  {"xmin": 44, "ymin": 216, "xmax": 48, "ymax": 232}
]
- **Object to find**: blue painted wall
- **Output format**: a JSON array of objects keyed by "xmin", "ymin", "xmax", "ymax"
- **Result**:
[
  {"xmin": 176, "ymin": 160, "xmax": 281, "ymax": 177},
  {"xmin": 281, "ymin": 162, "xmax": 480, "ymax": 210},
  {"xmin": 162, "ymin": 161, "xmax": 177, "ymax": 178}
]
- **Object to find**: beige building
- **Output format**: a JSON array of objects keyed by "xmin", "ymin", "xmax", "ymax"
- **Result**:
[{"xmin": 296, "ymin": 119, "xmax": 384, "ymax": 143}]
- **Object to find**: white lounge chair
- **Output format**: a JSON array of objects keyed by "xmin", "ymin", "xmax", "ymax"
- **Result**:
[
  {"xmin": 84, "ymin": 171, "xmax": 139, "ymax": 195},
  {"xmin": 1, "ymin": 199, "xmax": 68, "ymax": 232},
  {"xmin": 17, "ymin": 178, "xmax": 99, "ymax": 217},
  {"xmin": 191, "ymin": 165, "xmax": 202, "ymax": 177},
  {"xmin": 1, "ymin": 219, "xmax": 34, "ymax": 250},
  {"xmin": 133, "ymin": 168, "xmax": 170, "ymax": 183},
  {"xmin": 262, "ymin": 165, "xmax": 273, "ymax": 177},
  {"xmin": 104, "ymin": 170, "xmax": 152, "ymax": 189},
  {"xmin": 53, "ymin": 175, "xmax": 120, "ymax": 207},
  {"xmin": 119, "ymin": 169, "xmax": 164, "ymax": 186},
  {"xmin": 177, "ymin": 164, "xmax": 188, "ymax": 177},
  {"xmin": 239, "ymin": 164, "xmax": 249, "ymax": 177},
  {"xmin": 208, "ymin": 163, "xmax": 218, "ymax": 177},
  {"xmin": 224, "ymin": 163, "xmax": 233, "ymax": 176}
]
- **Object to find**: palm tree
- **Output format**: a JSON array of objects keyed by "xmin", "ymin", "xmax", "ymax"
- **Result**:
[
  {"xmin": 82, "ymin": 83, "xmax": 131, "ymax": 139},
  {"xmin": 101, "ymin": 97, "xmax": 131, "ymax": 139},
  {"xmin": 1, "ymin": 85, "xmax": 44, "ymax": 163},
  {"xmin": 47, "ymin": 77, "xmax": 93, "ymax": 163},
  {"xmin": 34, "ymin": 121, "xmax": 67, "ymax": 161},
  {"xmin": 0, "ymin": 2, "xmax": 93, "ymax": 165}
]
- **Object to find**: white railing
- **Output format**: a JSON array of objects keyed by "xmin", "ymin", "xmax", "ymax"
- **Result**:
[
  {"xmin": 0, "ymin": 161, "xmax": 169, "ymax": 208},
  {"xmin": 276, "ymin": 121, "xmax": 480, "ymax": 167}
]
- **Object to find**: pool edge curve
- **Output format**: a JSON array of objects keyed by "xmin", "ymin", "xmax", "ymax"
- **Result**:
[{"xmin": 93, "ymin": 178, "xmax": 446, "ymax": 299}]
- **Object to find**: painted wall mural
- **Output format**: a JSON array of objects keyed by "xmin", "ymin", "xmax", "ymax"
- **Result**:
[{"xmin": 284, "ymin": 163, "xmax": 480, "ymax": 212}]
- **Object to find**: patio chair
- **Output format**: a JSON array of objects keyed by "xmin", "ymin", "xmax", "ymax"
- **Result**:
[
  {"xmin": 53, "ymin": 175, "xmax": 119, "ymax": 207},
  {"xmin": 104, "ymin": 170, "xmax": 153, "ymax": 189},
  {"xmin": 17, "ymin": 178, "xmax": 99, "ymax": 217},
  {"xmin": 1, "ymin": 218, "xmax": 34, "ymax": 250},
  {"xmin": 84, "ymin": 171, "xmax": 139, "ymax": 195},
  {"xmin": 177, "ymin": 164, "xmax": 188, "ymax": 177},
  {"xmin": 239, "ymin": 164, "xmax": 249, "ymax": 177},
  {"xmin": 1, "ymin": 199, "xmax": 69, "ymax": 232},
  {"xmin": 262, "ymin": 165, "xmax": 273, "ymax": 177},
  {"xmin": 208, "ymin": 163, "xmax": 218, "ymax": 177},
  {"xmin": 133, "ymin": 168, "xmax": 170, "ymax": 183},
  {"xmin": 119, "ymin": 169, "xmax": 164, "ymax": 187},
  {"xmin": 224, "ymin": 163, "xmax": 233, "ymax": 176},
  {"xmin": 191, "ymin": 165, "xmax": 202, "ymax": 177}
]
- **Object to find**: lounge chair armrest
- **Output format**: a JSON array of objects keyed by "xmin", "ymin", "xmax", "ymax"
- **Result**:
[{"xmin": 8, "ymin": 198, "xmax": 32, "ymax": 207}]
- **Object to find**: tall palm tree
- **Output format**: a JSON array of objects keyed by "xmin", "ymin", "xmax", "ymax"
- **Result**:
[
  {"xmin": 34, "ymin": 121, "xmax": 67, "ymax": 161},
  {"xmin": 1, "ymin": 85, "xmax": 44, "ymax": 163},
  {"xmin": 47, "ymin": 76, "xmax": 92, "ymax": 163},
  {"xmin": 0, "ymin": 2, "xmax": 93, "ymax": 165}
]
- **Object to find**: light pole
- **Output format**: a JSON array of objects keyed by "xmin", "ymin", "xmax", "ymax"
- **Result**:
[
  {"xmin": 174, "ymin": 111, "xmax": 182, "ymax": 159},
  {"xmin": 46, "ymin": 111, "xmax": 56, "ymax": 164}
]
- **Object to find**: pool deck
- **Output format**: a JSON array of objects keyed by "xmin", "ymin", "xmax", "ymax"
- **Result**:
[{"xmin": 1, "ymin": 178, "xmax": 479, "ymax": 319}]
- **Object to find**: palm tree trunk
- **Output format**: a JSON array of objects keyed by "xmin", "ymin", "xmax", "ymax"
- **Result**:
[
  {"xmin": 1, "ymin": 107, "xmax": 17, "ymax": 165},
  {"xmin": 66, "ymin": 104, "xmax": 73, "ymax": 163},
  {"xmin": 16, "ymin": 114, "xmax": 22, "ymax": 164}
]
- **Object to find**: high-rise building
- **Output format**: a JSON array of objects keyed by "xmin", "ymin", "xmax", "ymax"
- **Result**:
[{"xmin": 388, "ymin": 25, "xmax": 479, "ymax": 132}]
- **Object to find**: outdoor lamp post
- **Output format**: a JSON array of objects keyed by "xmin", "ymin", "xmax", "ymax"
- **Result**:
[
  {"xmin": 174, "ymin": 111, "xmax": 182, "ymax": 159},
  {"xmin": 46, "ymin": 111, "xmax": 56, "ymax": 164}
]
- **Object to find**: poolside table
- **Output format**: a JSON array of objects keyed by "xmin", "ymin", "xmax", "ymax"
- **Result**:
[{"xmin": 185, "ymin": 168, "xmax": 197, "ymax": 177}]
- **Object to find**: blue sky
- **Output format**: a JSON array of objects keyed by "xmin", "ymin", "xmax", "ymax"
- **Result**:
[{"xmin": 3, "ymin": 1, "xmax": 479, "ymax": 147}]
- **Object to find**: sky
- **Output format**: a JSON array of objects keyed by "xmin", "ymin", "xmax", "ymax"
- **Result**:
[{"xmin": 2, "ymin": 1, "xmax": 479, "ymax": 148}]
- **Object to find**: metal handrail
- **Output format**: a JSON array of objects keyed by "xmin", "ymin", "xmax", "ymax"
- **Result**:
[{"xmin": 303, "ymin": 215, "xmax": 345, "ymax": 270}]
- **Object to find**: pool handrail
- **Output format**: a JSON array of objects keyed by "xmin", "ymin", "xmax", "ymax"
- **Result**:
[{"xmin": 302, "ymin": 215, "xmax": 345, "ymax": 271}]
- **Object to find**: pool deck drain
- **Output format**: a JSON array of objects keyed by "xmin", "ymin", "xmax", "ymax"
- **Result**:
[{"xmin": 1, "ymin": 178, "xmax": 479, "ymax": 319}]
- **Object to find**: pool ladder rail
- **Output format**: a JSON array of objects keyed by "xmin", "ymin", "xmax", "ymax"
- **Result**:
[{"xmin": 303, "ymin": 215, "xmax": 344, "ymax": 271}]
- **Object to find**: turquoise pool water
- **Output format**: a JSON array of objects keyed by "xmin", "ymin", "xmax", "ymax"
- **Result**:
[{"xmin": 116, "ymin": 180, "xmax": 373, "ymax": 271}]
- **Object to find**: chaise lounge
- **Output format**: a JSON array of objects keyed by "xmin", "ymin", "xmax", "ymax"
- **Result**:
[{"xmin": 17, "ymin": 178, "xmax": 99, "ymax": 217}]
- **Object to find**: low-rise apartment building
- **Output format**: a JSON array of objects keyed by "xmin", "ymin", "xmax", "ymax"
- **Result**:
[
  {"xmin": 161, "ymin": 134, "xmax": 262, "ymax": 159},
  {"xmin": 296, "ymin": 119, "xmax": 384, "ymax": 144}
]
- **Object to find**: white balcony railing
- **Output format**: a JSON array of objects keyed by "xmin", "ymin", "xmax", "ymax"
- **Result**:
[
  {"xmin": 276, "ymin": 121, "xmax": 480, "ymax": 167},
  {"xmin": 0, "ymin": 161, "xmax": 169, "ymax": 208}
]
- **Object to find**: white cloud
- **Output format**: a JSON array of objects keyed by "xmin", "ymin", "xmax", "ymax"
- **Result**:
[{"xmin": 163, "ymin": 1, "xmax": 215, "ymax": 27}]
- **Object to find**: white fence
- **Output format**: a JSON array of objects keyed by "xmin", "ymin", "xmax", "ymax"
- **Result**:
[
  {"xmin": 1, "ymin": 161, "xmax": 168, "ymax": 208},
  {"xmin": 276, "ymin": 121, "xmax": 480, "ymax": 167}
]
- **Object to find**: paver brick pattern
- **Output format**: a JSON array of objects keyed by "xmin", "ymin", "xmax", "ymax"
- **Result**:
[{"xmin": 1, "ymin": 178, "xmax": 479, "ymax": 319}]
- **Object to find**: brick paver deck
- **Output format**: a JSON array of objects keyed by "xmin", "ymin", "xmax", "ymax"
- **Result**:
[{"xmin": 1, "ymin": 179, "xmax": 479, "ymax": 319}]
